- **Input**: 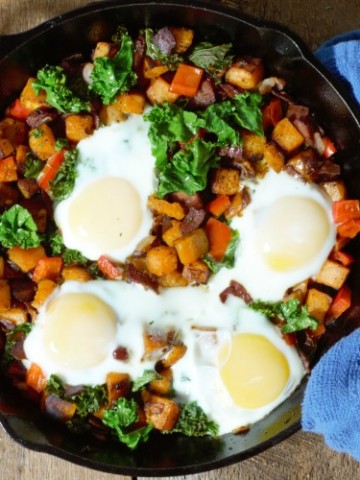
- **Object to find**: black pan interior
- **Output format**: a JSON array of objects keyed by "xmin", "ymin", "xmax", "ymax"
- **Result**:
[{"xmin": 0, "ymin": 0, "xmax": 360, "ymax": 476}]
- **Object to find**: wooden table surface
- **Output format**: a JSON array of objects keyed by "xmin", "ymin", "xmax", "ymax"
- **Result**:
[{"xmin": 1, "ymin": 0, "xmax": 360, "ymax": 478}]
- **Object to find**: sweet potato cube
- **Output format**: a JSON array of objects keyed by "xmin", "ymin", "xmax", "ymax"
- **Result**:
[
  {"xmin": 146, "ymin": 246, "xmax": 178, "ymax": 276},
  {"xmin": 162, "ymin": 220, "xmax": 183, "ymax": 247},
  {"xmin": 169, "ymin": 27, "xmax": 194, "ymax": 53},
  {"xmin": 31, "ymin": 279, "xmax": 56, "ymax": 310},
  {"xmin": 158, "ymin": 271, "xmax": 188, "ymax": 288},
  {"xmin": 115, "ymin": 92, "xmax": 146, "ymax": 115},
  {"xmin": 182, "ymin": 259, "xmax": 210, "ymax": 285},
  {"xmin": 0, "ymin": 279, "xmax": 11, "ymax": 312},
  {"xmin": 106, "ymin": 372, "xmax": 130, "ymax": 405},
  {"xmin": 146, "ymin": 77, "xmax": 180, "ymax": 105},
  {"xmin": 143, "ymin": 58, "xmax": 169, "ymax": 80},
  {"xmin": 264, "ymin": 142, "xmax": 285, "ymax": 173},
  {"xmin": 15, "ymin": 144, "xmax": 29, "ymax": 167},
  {"xmin": 143, "ymin": 330, "xmax": 170, "ymax": 358},
  {"xmin": 321, "ymin": 180, "xmax": 347, "ymax": 202},
  {"xmin": 8, "ymin": 245, "xmax": 46, "ymax": 273},
  {"xmin": 306, "ymin": 288, "xmax": 333, "ymax": 322},
  {"xmin": 20, "ymin": 77, "xmax": 48, "ymax": 112},
  {"xmin": 32, "ymin": 257, "xmax": 63, "ymax": 283},
  {"xmin": 65, "ymin": 114, "xmax": 94, "ymax": 143},
  {"xmin": 149, "ymin": 368, "xmax": 173, "ymax": 395},
  {"xmin": 29, "ymin": 124, "xmax": 56, "ymax": 160},
  {"xmin": 99, "ymin": 102, "xmax": 126, "ymax": 126},
  {"xmin": 159, "ymin": 344, "xmax": 187, "ymax": 369},
  {"xmin": 143, "ymin": 394, "xmax": 180, "ymax": 431},
  {"xmin": 225, "ymin": 57, "xmax": 264, "ymax": 89},
  {"xmin": 147, "ymin": 195, "xmax": 185, "ymax": 220},
  {"xmin": 174, "ymin": 228, "xmax": 209, "ymax": 265},
  {"xmin": 93, "ymin": 41, "xmax": 115, "ymax": 59},
  {"xmin": 242, "ymin": 131, "xmax": 266, "ymax": 160},
  {"xmin": 0, "ymin": 138, "xmax": 15, "ymax": 159},
  {"xmin": 0, "ymin": 118, "xmax": 28, "ymax": 146},
  {"xmin": 315, "ymin": 259, "xmax": 350, "ymax": 289},
  {"xmin": 0, "ymin": 307, "xmax": 27, "ymax": 326},
  {"xmin": 62, "ymin": 266, "xmax": 91, "ymax": 282},
  {"xmin": 26, "ymin": 363, "xmax": 47, "ymax": 393},
  {"xmin": 0, "ymin": 157, "xmax": 18, "ymax": 182},
  {"xmin": 212, "ymin": 168, "xmax": 240, "ymax": 195},
  {"xmin": 271, "ymin": 118, "xmax": 304, "ymax": 153}
]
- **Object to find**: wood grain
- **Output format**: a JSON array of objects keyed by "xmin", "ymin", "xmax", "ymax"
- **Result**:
[{"xmin": 1, "ymin": 0, "xmax": 360, "ymax": 479}]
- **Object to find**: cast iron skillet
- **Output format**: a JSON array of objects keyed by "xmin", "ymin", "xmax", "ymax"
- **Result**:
[{"xmin": 1, "ymin": 0, "xmax": 360, "ymax": 476}]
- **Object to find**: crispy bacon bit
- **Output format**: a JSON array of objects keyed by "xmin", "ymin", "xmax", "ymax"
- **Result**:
[
  {"xmin": 317, "ymin": 160, "xmax": 341, "ymax": 181},
  {"xmin": 218, "ymin": 83, "xmax": 240, "ymax": 99},
  {"xmin": 220, "ymin": 280, "xmax": 253, "ymax": 304},
  {"xmin": 168, "ymin": 191, "xmax": 204, "ymax": 209},
  {"xmin": 218, "ymin": 145, "xmax": 243, "ymax": 161},
  {"xmin": 125, "ymin": 263, "xmax": 159, "ymax": 293},
  {"xmin": 190, "ymin": 78, "xmax": 216, "ymax": 108},
  {"xmin": 64, "ymin": 384, "xmax": 85, "ymax": 397},
  {"xmin": 134, "ymin": 35, "xmax": 146, "ymax": 70},
  {"xmin": 113, "ymin": 346, "xmax": 129, "ymax": 361},
  {"xmin": 26, "ymin": 107, "xmax": 58, "ymax": 128},
  {"xmin": 10, "ymin": 279, "xmax": 36, "ymax": 303},
  {"xmin": 152, "ymin": 27, "xmax": 176, "ymax": 54},
  {"xmin": 60, "ymin": 53, "xmax": 85, "ymax": 74},
  {"xmin": 258, "ymin": 76, "xmax": 286, "ymax": 95},
  {"xmin": 180, "ymin": 207, "xmax": 206, "ymax": 235}
]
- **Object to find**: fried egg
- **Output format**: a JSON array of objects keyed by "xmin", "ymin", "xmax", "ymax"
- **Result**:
[
  {"xmin": 211, "ymin": 169, "xmax": 337, "ymax": 301},
  {"xmin": 54, "ymin": 114, "xmax": 156, "ymax": 262},
  {"xmin": 24, "ymin": 279, "xmax": 305, "ymax": 434}
]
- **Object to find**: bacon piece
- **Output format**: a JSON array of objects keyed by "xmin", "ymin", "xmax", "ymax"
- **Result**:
[
  {"xmin": 190, "ymin": 78, "xmax": 216, "ymax": 108},
  {"xmin": 26, "ymin": 107, "xmax": 58, "ymax": 129},
  {"xmin": 125, "ymin": 263, "xmax": 159, "ymax": 293},
  {"xmin": 220, "ymin": 280, "xmax": 253, "ymax": 304},
  {"xmin": 180, "ymin": 207, "xmax": 206, "ymax": 236}
]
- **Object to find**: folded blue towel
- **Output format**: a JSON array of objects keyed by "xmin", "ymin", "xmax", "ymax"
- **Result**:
[{"xmin": 301, "ymin": 30, "xmax": 360, "ymax": 460}]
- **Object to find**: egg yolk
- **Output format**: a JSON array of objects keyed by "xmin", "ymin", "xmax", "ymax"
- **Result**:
[
  {"xmin": 67, "ymin": 176, "xmax": 142, "ymax": 254},
  {"xmin": 256, "ymin": 196, "xmax": 331, "ymax": 271},
  {"xmin": 43, "ymin": 292, "xmax": 117, "ymax": 369},
  {"xmin": 219, "ymin": 333, "xmax": 290, "ymax": 409}
]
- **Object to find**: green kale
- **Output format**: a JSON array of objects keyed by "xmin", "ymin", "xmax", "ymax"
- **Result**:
[
  {"xmin": 189, "ymin": 41, "xmax": 234, "ymax": 78},
  {"xmin": 87, "ymin": 262, "xmax": 104, "ymax": 279},
  {"xmin": 31, "ymin": 128, "xmax": 44, "ymax": 138},
  {"xmin": 71, "ymin": 385, "xmax": 107, "ymax": 418},
  {"xmin": 203, "ymin": 229, "xmax": 240, "ymax": 274},
  {"xmin": 166, "ymin": 401, "xmax": 218, "ymax": 437},
  {"xmin": 1, "ymin": 323, "xmax": 33, "ymax": 370},
  {"xmin": 250, "ymin": 298, "xmax": 319, "ymax": 333},
  {"xmin": 32, "ymin": 66, "xmax": 90, "ymax": 114},
  {"xmin": 24, "ymin": 154, "xmax": 44, "ymax": 179},
  {"xmin": 45, "ymin": 374, "xmax": 65, "ymax": 397},
  {"xmin": 48, "ymin": 232, "xmax": 88, "ymax": 266},
  {"xmin": 55, "ymin": 138, "xmax": 69, "ymax": 152},
  {"xmin": 132, "ymin": 369, "xmax": 161, "ymax": 392},
  {"xmin": 144, "ymin": 28, "xmax": 183, "ymax": 70},
  {"xmin": 0, "ymin": 205, "xmax": 42, "ymax": 249},
  {"xmin": 50, "ymin": 148, "xmax": 79, "ymax": 201},
  {"xmin": 102, "ymin": 397, "xmax": 154, "ymax": 449},
  {"xmin": 90, "ymin": 33, "xmax": 137, "ymax": 105},
  {"xmin": 145, "ymin": 93, "xmax": 263, "ymax": 197}
]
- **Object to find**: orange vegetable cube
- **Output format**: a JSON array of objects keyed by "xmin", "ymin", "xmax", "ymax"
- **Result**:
[
  {"xmin": 32, "ymin": 257, "xmax": 63, "ymax": 283},
  {"xmin": 8, "ymin": 245, "xmax": 46, "ymax": 273},
  {"xmin": 65, "ymin": 114, "xmax": 94, "ymax": 143},
  {"xmin": 31, "ymin": 279, "xmax": 57, "ymax": 310},
  {"xmin": 169, "ymin": 64, "xmax": 204, "ymax": 97},
  {"xmin": 26, "ymin": 363, "xmax": 47, "ymax": 393},
  {"xmin": 174, "ymin": 228, "xmax": 209, "ymax": 265},
  {"xmin": 271, "ymin": 118, "xmax": 304, "ymax": 153},
  {"xmin": 0, "ymin": 157, "xmax": 18, "ymax": 182},
  {"xmin": 205, "ymin": 217, "xmax": 232, "ymax": 261}
]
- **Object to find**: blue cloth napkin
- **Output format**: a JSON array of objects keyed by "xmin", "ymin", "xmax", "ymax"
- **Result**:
[{"xmin": 301, "ymin": 30, "xmax": 360, "ymax": 460}]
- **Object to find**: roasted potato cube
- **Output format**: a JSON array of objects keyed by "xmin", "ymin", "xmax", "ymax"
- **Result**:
[
  {"xmin": 182, "ymin": 259, "xmax": 210, "ymax": 285},
  {"xmin": 169, "ymin": 27, "xmax": 194, "ymax": 53},
  {"xmin": 286, "ymin": 149, "xmax": 321, "ymax": 182},
  {"xmin": 315, "ymin": 259, "xmax": 350, "ymax": 289},
  {"xmin": 159, "ymin": 344, "xmax": 187, "ymax": 368},
  {"xmin": 225, "ymin": 57, "xmax": 264, "ymax": 89},
  {"xmin": 263, "ymin": 142, "xmax": 285, "ymax": 173},
  {"xmin": 115, "ymin": 92, "xmax": 146, "ymax": 114},
  {"xmin": 242, "ymin": 131, "xmax": 266, "ymax": 160},
  {"xmin": 8, "ymin": 245, "xmax": 46, "ymax": 273},
  {"xmin": 148, "ymin": 195, "xmax": 185, "ymax": 220},
  {"xmin": 321, "ymin": 180, "xmax": 347, "ymax": 202},
  {"xmin": 158, "ymin": 271, "xmax": 188, "ymax": 288},
  {"xmin": 0, "ymin": 118, "xmax": 28, "ymax": 146},
  {"xmin": 0, "ymin": 157, "xmax": 18, "ymax": 182},
  {"xmin": 29, "ymin": 124, "xmax": 56, "ymax": 160},
  {"xmin": 106, "ymin": 372, "xmax": 130, "ymax": 405},
  {"xmin": 272, "ymin": 118, "xmax": 304, "ymax": 153},
  {"xmin": 0, "ymin": 307, "xmax": 27, "ymax": 326},
  {"xmin": 146, "ymin": 246, "xmax": 178, "ymax": 276},
  {"xmin": 93, "ymin": 41, "xmax": 115, "ymax": 59},
  {"xmin": 146, "ymin": 77, "xmax": 180, "ymax": 105},
  {"xmin": 306, "ymin": 288, "xmax": 333, "ymax": 322},
  {"xmin": 149, "ymin": 368, "xmax": 173, "ymax": 395},
  {"xmin": 32, "ymin": 257, "xmax": 63, "ymax": 283},
  {"xmin": 143, "ymin": 393, "xmax": 180, "ymax": 431},
  {"xmin": 143, "ymin": 58, "xmax": 169, "ymax": 80},
  {"xmin": 162, "ymin": 220, "xmax": 183, "ymax": 247},
  {"xmin": 15, "ymin": 144, "xmax": 29, "ymax": 167},
  {"xmin": 65, "ymin": 114, "xmax": 94, "ymax": 143},
  {"xmin": 143, "ymin": 330, "xmax": 169, "ymax": 357},
  {"xmin": 212, "ymin": 168, "xmax": 240, "ymax": 195},
  {"xmin": 0, "ymin": 138, "xmax": 14, "ymax": 159},
  {"xmin": 20, "ymin": 77, "xmax": 48, "ymax": 112},
  {"xmin": 174, "ymin": 228, "xmax": 209, "ymax": 265},
  {"xmin": 0, "ymin": 279, "xmax": 11, "ymax": 312},
  {"xmin": 31, "ymin": 279, "xmax": 56, "ymax": 310},
  {"xmin": 99, "ymin": 103, "xmax": 126, "ymax": 125},
  {"xmin": 62, "ymin": 266, "xmax": 92, "ymax": 282}
]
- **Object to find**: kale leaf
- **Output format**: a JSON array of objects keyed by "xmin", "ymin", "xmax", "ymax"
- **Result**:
[
  {"xmin": 166, "ymin": 401, "xmax": 218, "ymax": 437},
  {"xmin": 189, "ymin": 41, "xmax": 233, "ymax": 78},
  {"xmin": 72, "ymin": 385, "xmax": 107, "ymax": 418},
  {"xmin": 32, "ymin": 66, "xmax": 90, "ymax": 114},
  {"xmin": 90, "ymin": 33, "xmax": 137, "ymax": 105},
  {"xmin": 0, "ymin": 205, "xmax": 42, "ymax": 249},
  {"xmin": 203, "ymin": 229, "xmax": 240, "ymax": 273},
  {"xmin": 24, "ymin": 154, "xmax": 44, "ymax": 179},
  {"xmin": 102, "ymin": 397, "xmax": 153, "ymax": 449},
  {"xmin": 132, "ymin": 369, "xmax": 161, "ymax": 392},
  {"xmin": 45, "ymin": 374, "xmax": 65, "ymax": 397},
  {"xmin": 48, "ymin": 232, "xmax": 88, "ymax": 266},
  {"xmin": 250, "ymin": 298, "xmax": 319, "ymax": 333},
  {"xmin": 50, "ymin": 149, "xmax": 79, "ymax": 201}
]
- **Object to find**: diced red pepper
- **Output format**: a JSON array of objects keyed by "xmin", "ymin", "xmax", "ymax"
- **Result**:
[
  {"xmin": 332, "ymin": 199, "xmax": 360, "ymax": 224},
  {"xmin": 326, "ymin": 285, "xmax": 351, "ymax": 322},
  {"xmin": 331, "ymin": 249, "xmax": 354, "ymax": 267},
  {"xmin": 169, "ymin": 64, "xmax": 204, "ymax": 97},
  {"xmin": 262, "ymin": 98, "xmax": 283, "ymax": 130},
  {"xmin": 337, "ymin": 218, "xmax": 360, "ymax": 239},
  {"xmin": 322, "ymin": 136, "xmax": 337, "ymax": 158},
  {"xmin": 207, "ymin": 194, "xmax": 231, "ymax": 217},
  {"xmin": 97, "ymin": 256, "xmax": 123, "ymax": 280},
  {"xmin": 38, "ymin": 149, "xmax": 66, "ymax": 190},
  {"xmin": 8, "ymin": 98, "xmax": 31, "ymax": 121}
]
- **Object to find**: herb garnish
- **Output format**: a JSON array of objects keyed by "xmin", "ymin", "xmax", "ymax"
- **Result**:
[
  {"xmin": 0, "ymin": 205, "xmax": 42, "ymax": 249},
  {"xmin": 50, "ymin": 148, "xmax": 79, "ymax": 201},
  {"xmin": 48, "ymin": 232, "xmax": 88, "ymax": 266},
  {"xmin": 132, "ymin": 369, "xmax": 162, "ymax": 392},
  {"xmin": 165, "ymin": 401, "xmax": 218, "ymax": 437},
  {"xmin": 203, "ymin": 229, "xmax": 240, "ymax": 273},
  {"xmin": 189, "ymin": 41, "xmax": 234, "ymax": 79}
]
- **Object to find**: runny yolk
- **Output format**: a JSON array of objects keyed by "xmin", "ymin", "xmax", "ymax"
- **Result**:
[
  {"xmin": 256, "ymin": 196, "xmax": 331, "ymax": 271},
  {"xmin": 68, "ymin": 176, "xmax": 142, "ymax": 254},
  {"xmin": 43, "ymin": 292, "xmax": 117, "ymax": 369},
  {"xmin": 219, "ymin": 333, "xmax": 290, "ymax": 409}
]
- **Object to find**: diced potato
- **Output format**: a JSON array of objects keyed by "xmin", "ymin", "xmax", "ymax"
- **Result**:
[
  {"xmin": 62, "ymin": 266, "xmax": 92, "ymax": 282},
  {"xmin": 263, "ymin": 142, "xmax": 285, "ymax": 173},
  {"xmin": 212, "ymin": 168, "xmax": 240, "ymax": 195},
  {"xmin": 143, "ymin": 330, "xmax": 169, "ymax": 357},
  {"xmin": 65, "ymin": 114, "xmax": 94, "ymax": 143},
  {"xmin": 8, "ymin": 245, "xmax": 46, "ymax": 273},
  {"xmin": 143, "ymin": 58, "xmax": 169, "ymax": 80},
  {"xmin": 149, "ymin": 368, "xmax": 173, "ymax": 395},
  {"xmin": 0, "ymin": 307, "xmax": 27, "ymax": 326},
  {"xmin": 158, "ymin": 271, "xmax": 188, "ymax": 288},
  {"xmin": 225, "ymin": 57, "xmax": 264, "ymax": 89},
  {"xmin": 315, "ymin": 259, "xmax": 350, "ymax": 289},
  {"xmin": 143, "ymin": 393, "xmax": 180, "ymax": 431},
  {"xmin": 114, "ymin": 92, "xmax": 146, "ymax": 115},
  {"xmin": 0, "ymin": 157, "xmax": 18, "ymax": 182},
  {"xmin": 147, "ymin": 195, "xmax": 185, "ymax": 220},
  {"xmin": 174, "ymin": 228, "xmax": 209, "ymax": 265},
  {"xmin": 0, "ymin": 138, "xmax": 14, "ymax": 159},
  {"xmin": 146, "ymin": 77, "xmax": 180, "ymax": 105},
  {"xmin": 31, "ymin": 279, "xmax": 56, "ymax": 310},
  {"xmin": 106, "ymin": 372, "xmax": 130, "ymax": 405},
  {"xmin": 0, "ymin": 279, "xmax": 11, "ymax": 312},
  {"xmin": 306, "ymin": 288, "xmax": 333, "ymax": 322},
  {"xmin": 321, "ymin": 180, "xmax": 347, "ymax": 202},
  {"xmin": 99, "ymin": 103, "xmax": 126, "ymax": 125},
  {"xmin": 159, "ymin": 344, "xmax": 187, "ymax": 368},
  {"xmin": 182, "ymin": 259, "xmax": 210, "ymax": 285},
  {"xmin": 146, "ymin": 246, "xmax": 178, "ymax": 276},
  {"xmin": 224, "ymin": 188, "xmax": 250, "ymax": 220},
  {"xmin": 20, "ymin": 77, "xmax": 48, "ymax": 112},
  {"xmin": 93, "ymin": 41, "xmax": 115, "ymax": 59},
  {"xmin": 242, "ymin": 131, "xmax": 266, "ymax": 160},
  {"xmin": 271, "ymin": 118, "xmax": 304, "ymax": 153},
  {"xmin": 286, "ymin": 149, "xmax": 320, "ymax": 182},
  {"xmin": 169, "ymin": 27, "xmax": 194, "ymax": 53},
  {"xmin": 162, "ymin": 220, "xmax": 183, "ymax": 247},
  {"xmin": 32, "ymin": 257, "xmax": 63, "ymax": 283},
  {"xmin": 15, "ymin": 144, "xmax": 29, "ymax": 167},
  {"xmin": 29, "ymin": 124, "xmax": 56, "ymax": 160},
  {"xmin": 0, "ymin": 118, "xmax": 28, "ymax": 145}
]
